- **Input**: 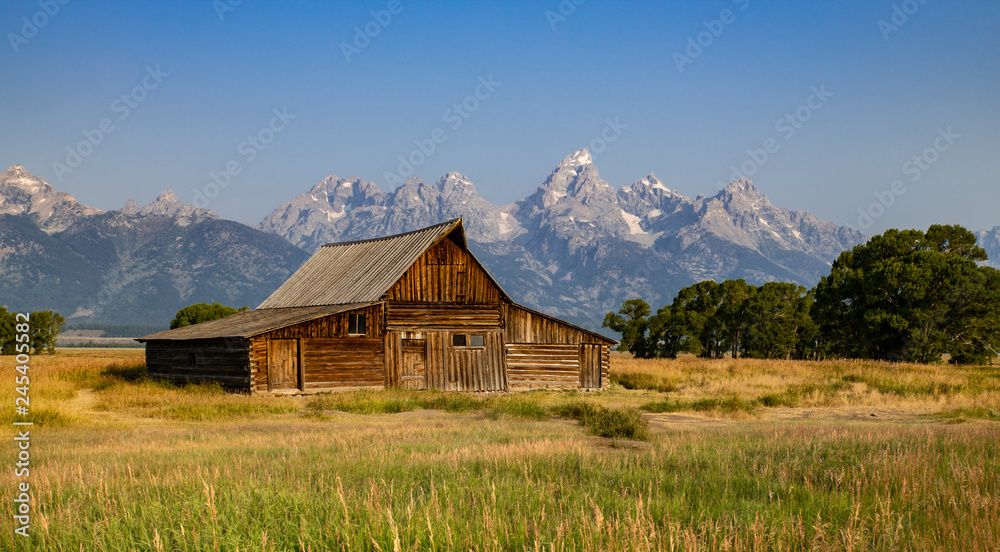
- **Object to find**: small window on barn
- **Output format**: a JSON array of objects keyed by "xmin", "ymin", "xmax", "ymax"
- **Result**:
[
  {"xmin": 348, "ymin": 313, "xmax": 366, "ymax": 335},
  {"xmin": 188, "ymin": 353, "xmax": 197, "ymax": 366},
  {"xmin": 452, "ymin": 334, "xmax": 485, "ymax": 348}
]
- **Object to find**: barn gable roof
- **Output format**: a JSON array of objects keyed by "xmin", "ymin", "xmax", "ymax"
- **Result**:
[
  {"xmin": 256, "ymin": 218, "xmax": 509, "ymax": 309},
  {"xmin": 137, "ymin": 303, "xmax": 375, "ymax": 341}
]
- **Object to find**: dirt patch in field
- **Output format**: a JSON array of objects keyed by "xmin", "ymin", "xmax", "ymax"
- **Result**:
[{"xmin": 644, "ymin": 405, "xmax": 940, "ymax": 432}]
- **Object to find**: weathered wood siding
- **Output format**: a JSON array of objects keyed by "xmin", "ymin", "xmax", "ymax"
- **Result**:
[
  {"xmin": 386, "ymin": 330, "xmax": 506, "ymax": 391},
  {"xmin": 260, "ymin": 304, "xmax": 384, "ymax": 340},
  {"xmin": 302, "ymin": 337, "xmax": 383, "ymax": 390},
  {"xmin": 504, "ymin": 304, "xmax": 613, "ymax": 390},
  {"xmin": 505, "ymin": 304, "xmax": 601, "ymax": 344},
  {"xmin": 250, "ymin": 304, "xmax": 386, "ymax": 394},
  {"xmin": 146, "ymin": 339, "xmax": 251, "ymax": 389},
  {"xmin": 385, "ymin": 303, "xmax": 500, "ymax": 331},
  {"xmin": 506, "ymin": 344, "xmax": 579, "ymax": 390},
  {"xmin": 385, "ymin": 237, "xmax": 503, "ymax": 304}
]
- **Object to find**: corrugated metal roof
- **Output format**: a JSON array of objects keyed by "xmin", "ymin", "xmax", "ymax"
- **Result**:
[
  {"xmin": 137, "ymin": 303, "xmax": 375, "ymax": 341},
  {"xmin": 257, "ymin": 218, "xmax": 481, "ymax": 309}
]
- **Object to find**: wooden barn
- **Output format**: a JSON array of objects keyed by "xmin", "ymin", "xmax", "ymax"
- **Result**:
[{"xmin": 138, "ymin": 219, "xmax": 616, "ymax": 394}]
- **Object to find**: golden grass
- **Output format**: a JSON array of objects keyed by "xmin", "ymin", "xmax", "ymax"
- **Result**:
[
  {"xmin": 1, "ymin": 351, "xmax": 999, "ymax": 550},
  {"xmin": 611, "ymin": 356, "xmax": 1000, "ymax": 417}
]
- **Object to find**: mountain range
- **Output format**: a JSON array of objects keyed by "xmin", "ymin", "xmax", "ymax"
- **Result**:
[{"xmin": 1, "ymin": 155, "xmax": 996, "ymax": 331}]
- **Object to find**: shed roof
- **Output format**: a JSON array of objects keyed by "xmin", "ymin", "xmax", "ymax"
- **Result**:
[
  {"xmin": 256, "ymin": 218, "xmax": 509, "ymax": 309},
  {"xmin": 137, "ymin": 303, "xmax": 375, "ymax": 341}
]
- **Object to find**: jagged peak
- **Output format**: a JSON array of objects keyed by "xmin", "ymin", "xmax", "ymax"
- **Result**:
[
  {"xmin": 437, "ymin": 172, "xmax": 477, "ymax": 193},
  {"xmin": 723, "ymin": 178, "xmax": 760, "ymax": 195},
  {"xmin": 136, "ymin": 189, "xmax": 216, "ymax": 219},
  {"xmin": 311, "ymin": 175, "xmax": 340, "ymax": 190},
  {"xmin": 635, "ymin": 174, "xmax": 673, "ymax": 193},
  {"xmin": 4, "ymin": 164, "xmax": 28, "ymax": 175},
  {"xmin": 558, "ymin": 149, "xmax": 593, "ymax": 169},
  {"xmin": 121, "ymin": 199, "xmax": 140, "ymax": 215},
  {"xmin": 155, "ymin": 189, "xmax": 180, "ymax": 203}
]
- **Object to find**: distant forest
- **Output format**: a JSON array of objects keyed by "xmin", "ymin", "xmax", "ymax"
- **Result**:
[{"xmin": 605, "ymin": 225, "xmax": 1000, "ymax": 365}]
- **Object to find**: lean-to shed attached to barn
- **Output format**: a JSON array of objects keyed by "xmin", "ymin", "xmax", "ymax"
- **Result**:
[{"xmin": 138, "ymin": 219, "xmax": 616, "ymax": 394}]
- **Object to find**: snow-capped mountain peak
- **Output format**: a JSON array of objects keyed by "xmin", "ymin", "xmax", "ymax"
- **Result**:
[{"xmin": 0, "ymin": 164, "xmax": 101, "ymax": 232}]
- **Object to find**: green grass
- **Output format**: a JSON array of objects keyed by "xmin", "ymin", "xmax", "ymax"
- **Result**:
[
  {"xmin": 932, "ymin": 407, "xmax": 1000, "ymax": 423},
  {"xmin": 4, "ymin": 352, "xmax": 1000, "ymax": 550},
  {"xmin": 5, "ymin": 418, "xmax": 999, "ymax": 551},
  {"xmin": 554, "ymin": 402, "xmax": 650, "ymax": 440},
  {"xmin": 610, "ymin": 370, "xmax": 678, "ymax": 393},
  {"xmin": 642, "ymin": 395, "xmax": 759, "ymax": 415}
]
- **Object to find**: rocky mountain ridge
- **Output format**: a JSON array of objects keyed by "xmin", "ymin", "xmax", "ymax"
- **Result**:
[
  {"xmin": 0, "ymin": 169, "xmax": 307, "ymax": 325},
  {"xmin": 2, "ymin": 160, "xmax": 996, "ymax": 330},
  {"xmin": 255, "ymin": 151, "xmax": 870, "ymax": 326}
]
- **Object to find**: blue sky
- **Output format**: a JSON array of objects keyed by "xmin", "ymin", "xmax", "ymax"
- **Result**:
[{"xmin": 2, "ymin": 0, "xmax": 998, "ymax": 235}]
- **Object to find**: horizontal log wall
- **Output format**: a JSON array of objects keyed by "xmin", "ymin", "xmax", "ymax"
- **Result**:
[
  {"xmin": 506, "ymin": 343, "xmax": 580, "ymax": 391},
  {"xmin": 386, "ymin": 236, "xmax": 503, "ymax": 304},
  {"xmin": 250, "ymin": 337, "xmax": 268, "ymax": 393},
  {"xmin": 386, "ymin": 302, "xmax": 501, "ymax": 332},
  {"xmin": 302, "ymin": 337, "xmax": 383, "ymax": 390},
  {"xmin": 252, "ymin": 304, "xmax": 385, "ymax": 393},
  {"xmin": 146, "ymin": 339, "xmax": 251, "ymax": 389},
  {"xmin": 601, "ymin": 346, "xmax": 610, "ymax": 389}
]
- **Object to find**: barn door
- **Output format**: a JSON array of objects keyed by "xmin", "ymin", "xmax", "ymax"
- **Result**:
[
  {"xmin": 269, "ymin": 339, "xmax": 300, "ymax": 391},
  {"xmin": 579, "ymin": 344, "xmax": 601, "ymax": 389},
  {"xmin": 400, "ymin": 339, "xmax": 427, "ymax": 389}
]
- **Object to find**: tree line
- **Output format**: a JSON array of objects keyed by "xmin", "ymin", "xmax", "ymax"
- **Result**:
[
  {"xmin": 604, "ymin": 225, "xmax": 1000, "ymax": 364},
  {"xmin": 0, "ymin": 308, "xmax": 66, "ymax": 354}
]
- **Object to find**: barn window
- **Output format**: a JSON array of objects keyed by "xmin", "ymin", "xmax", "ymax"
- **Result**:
[
  {"xmin": 452, "ymin": 334, "xmax": 485, "ymax": 348},
  {"xmin": 348, "ymin": 313, "xmax": 366, "ymax": 335},
  {"xmin": 188, "ymin": 353, "xmax": 197, "ymax": 366}
]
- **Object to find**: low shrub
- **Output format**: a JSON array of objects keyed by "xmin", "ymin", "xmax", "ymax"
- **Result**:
[
  {"xmin": 554, "ymin": 402, "xmax": 649, "ymax": 441},
  {"xmin": 641, "ymin": 395, "xmax": 757, "ymax": 415},
  {"xmin": 611, "ymin": 371, "xmax": 678, "ymax": 393}
]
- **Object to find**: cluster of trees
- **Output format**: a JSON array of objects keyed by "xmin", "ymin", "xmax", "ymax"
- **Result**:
[
  {"xmin": 170, "ymin": 303, "xmax": 249, "ymax": 329},
  {"xmin": 604, "ymin": 225, "xmax": 1000, "ymax": 364},
  {"xmin": 0, "ymin": 308, "xmax": 66, "ymax": 354},
  {"xmin": 604, "ymin": 281, "xmax": 815, "ymax": 360}
]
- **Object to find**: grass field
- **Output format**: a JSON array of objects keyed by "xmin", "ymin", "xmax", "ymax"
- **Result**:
[{"xmin": 2, "ymin": 350, "xmax": 999, "ymax": 551}]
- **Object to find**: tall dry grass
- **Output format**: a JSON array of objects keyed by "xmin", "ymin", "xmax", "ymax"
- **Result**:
[
  {"xmin": 2, "ymin": 412, "xmax": 998, "ymax": 550},
  {"xmin": 1, "ymin": 351, "xmax": 999, "ymax": 550},
  {"xmin": 611, "ymin": 356, "xmax": 1000, "ymax": 417}
]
